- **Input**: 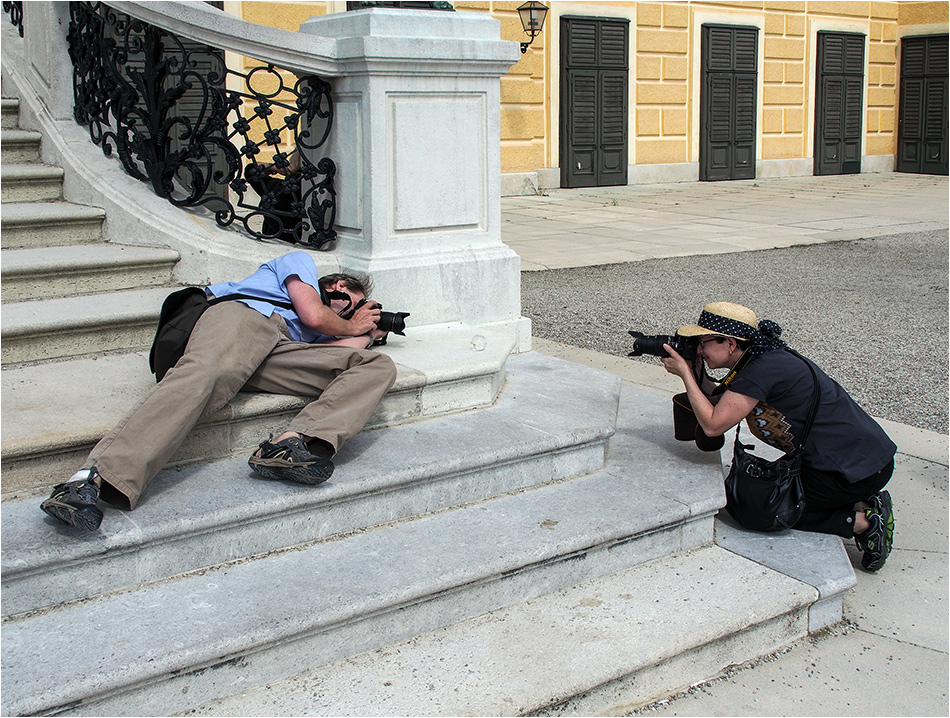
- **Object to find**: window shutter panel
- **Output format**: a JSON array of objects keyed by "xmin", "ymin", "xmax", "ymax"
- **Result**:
[
  {"xmin": 707, "ymin": 26, "xmax": 733, "ymax": 70},
  {"xmin": 599, "ymin": 21, "xmax": 627, "ymax": 67},
  {"xmin": 734, "ymin": 28, "xmax": 757, "ymax": 71},
  {"xmin": 844, "ymin": 35, "xmax": 864, "ymax": 75},
  {"xmin": 925, "ymin": 78, "xmax": 946, "ymax": 138},
  {"xmin": 735, "ymin": 76, "xmax": 757, "ymax": 143},
  {"xmin": 568, "ymin": 20, "xmax": 597, "ymax": 68},
  {"xmin": 571, "ymin": 71, "xmax": 597, "ymax": 146}
]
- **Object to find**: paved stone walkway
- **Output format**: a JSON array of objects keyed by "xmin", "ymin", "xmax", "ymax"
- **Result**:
[{"xmin": 502, "ymin": 172, "xmax": 948, "ymax": 270}]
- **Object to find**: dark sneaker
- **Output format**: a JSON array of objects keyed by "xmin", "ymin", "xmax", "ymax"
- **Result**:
[
  {"xmin": 248, "ymin": 436, "xmax": 334, "ymax": 485},
  {"xmin": 856, "ymin": 490, "xmax": 894, "ymax": 572},
  {"xmin": 41, "ymin": 476, "xmax": 103, "ymax": 531}
]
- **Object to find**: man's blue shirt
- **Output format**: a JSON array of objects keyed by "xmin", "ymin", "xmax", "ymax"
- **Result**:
[{"xmin": 207, "ymin": 252, "xmax": 331, "ymax": 343}]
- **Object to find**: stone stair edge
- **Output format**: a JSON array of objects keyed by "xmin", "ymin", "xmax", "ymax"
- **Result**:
[
  {"xmin": 180, "ymin": 545, "xmax": 816, "ymax": 718},
  {"xmin": 1, "ymin": 286, "xmax": 172, "ymax": 335},
  {"xmin": 1, "ymin": 127, "xmax": 41, "ymax": 141},
  {"xmin": 1, "ymin": 243, "xmax": 181, "ymax": 275},
  {"xmin": 0, "ymin": 466, "xmax": 718, "ymax": 717},
  {"xmin": 714, "ymin": 516, "xmax": 857, "ymax": 632},
  {"xmin": 0, "ymin": 162, "xmax": 64, "ymax": 178},
  {"xmin": 0, "ymin": 325, "xmax": 524, "ymax": 461},
  {"xmin": 1, "ymin": 407, "xmax": 618, "ymax": 588},
  {"xmin": 0, "ymin": 200, "xmax": 105, "ymax": 222},
  {"xmin": 1, "ymin": 353, "xmax": 624, "ymax": 590}
]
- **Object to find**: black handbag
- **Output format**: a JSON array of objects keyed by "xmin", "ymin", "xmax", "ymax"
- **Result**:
[
  {"xmin": 724, "ymin": 350, "xmax": 820, "ymax": 532},
  {"xmin": 148, "ymin": 288, "xmax": 293, "ymax": 382}
]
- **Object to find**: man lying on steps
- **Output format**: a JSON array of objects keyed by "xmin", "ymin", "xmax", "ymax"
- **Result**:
[{"xmin": 41, "ymin": 251, "xmax": 397, "ymax": 531}]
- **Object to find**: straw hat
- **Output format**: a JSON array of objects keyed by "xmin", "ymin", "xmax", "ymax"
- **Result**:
[{"xmin": 677, "ymin": 302, "xmax": 758, "ymax": 341}]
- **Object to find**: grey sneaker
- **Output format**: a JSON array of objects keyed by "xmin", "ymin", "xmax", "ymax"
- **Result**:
[
  {"xmin": 248, "ymin": 436, "xmax": 334, "ymax": 485},
  {"xmin": 41, "ymin": 474, "xmax": 103, "ymax": 531}
]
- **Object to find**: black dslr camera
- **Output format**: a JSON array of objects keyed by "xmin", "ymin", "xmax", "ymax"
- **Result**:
[
  {"xmin": 346, "ymin": 298, "xmax": 410, "ymax": 337},
  {"xmin": 628, "ymin": 331, "xmax": 698, "ymax": 361}
]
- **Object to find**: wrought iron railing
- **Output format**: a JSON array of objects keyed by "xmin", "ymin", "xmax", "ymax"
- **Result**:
[
  {"xmin": 2, "ymin": 0, "xmax": 23, "ymax": 37},
  {"xmin": 66, "ymin": 1, "xmax": 336, "ymax": 248}
]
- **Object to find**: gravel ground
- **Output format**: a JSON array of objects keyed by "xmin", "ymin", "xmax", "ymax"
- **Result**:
[{"xmin": 522, "ymin": 229, "xmax": 949, "ymax": 433}]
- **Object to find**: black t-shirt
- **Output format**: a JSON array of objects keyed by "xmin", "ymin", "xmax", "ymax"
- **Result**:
[{"xmin": 726, "ymin": 350, "xmax": 896, "ymax": 482}]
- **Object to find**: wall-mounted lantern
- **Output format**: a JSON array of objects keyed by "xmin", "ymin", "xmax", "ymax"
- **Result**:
[{"xmin": 518, "ymin": 1, "xmax": 548, "ymax": 54}]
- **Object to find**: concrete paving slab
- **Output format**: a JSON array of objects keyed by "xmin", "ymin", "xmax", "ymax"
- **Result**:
[
  {"xmin": 842, "ymin": 454, "xmax": 949, "ymax": 654},
  {"xmin": 637, "ymin": 628, "xmax": 949, "ymax": 717},
  {"xmin": 503, "ymin": 174, "xmax": 948, "ymax": 271}
]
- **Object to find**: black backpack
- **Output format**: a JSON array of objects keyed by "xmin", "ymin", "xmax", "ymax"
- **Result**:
[{"xmin": 149, "ymin": 287, "xmax": 292, "ymax": 382}]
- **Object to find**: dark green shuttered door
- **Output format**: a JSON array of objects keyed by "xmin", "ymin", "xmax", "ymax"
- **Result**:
[
  {"xmin": 560, "ymin": 16, "xmax": 629, "ymax": 188},
  {"xmin": 814, "ymin": 32, "xmax": 865, "ymax": 176},
  {"xmin": 898, "ymin": 34, "xmax": 949, "ymax": 175},
  {"xmin": 700, "ymin": 25, "xmax": 758, "ymax": 181}
]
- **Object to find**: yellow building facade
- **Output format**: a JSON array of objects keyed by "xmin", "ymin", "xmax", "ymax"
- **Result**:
[{"xmin": 225, "ymin": 1, "xmax": 949, "ymax": 191}]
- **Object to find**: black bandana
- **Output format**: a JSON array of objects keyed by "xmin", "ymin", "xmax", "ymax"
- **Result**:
[{"xmin": 695, "ymin": 311, "xmax": 786, "ymax": 359}]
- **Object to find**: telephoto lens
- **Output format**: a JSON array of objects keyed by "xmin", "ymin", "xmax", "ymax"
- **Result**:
[{"xmin": 627, "ymin": 331, "xmax": 697, "ymax": 360}]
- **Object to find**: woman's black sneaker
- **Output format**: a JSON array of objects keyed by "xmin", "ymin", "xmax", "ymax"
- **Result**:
[
  {"xmin": 248, "ymin": 436, "xmax": 334, "ymax": 485},
  {"xmin": 40, "ymin": 477, "xmax": 103, "ymax": 531},
  {"xmin": 855, "ymin": 490, "xmax": 894, "ymax": 572}
]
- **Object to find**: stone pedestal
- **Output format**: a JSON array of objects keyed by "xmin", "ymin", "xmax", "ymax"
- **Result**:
[{"xmin": 301, "ymin": 10, "xmax": 529, "ymax": 349}]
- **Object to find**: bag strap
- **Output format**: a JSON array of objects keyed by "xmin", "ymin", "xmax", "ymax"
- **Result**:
[
  {"xmin": 208, "ymin": 292, "xmax": 294, "ymax": 311},
  {"xmin": 786, "ymin": 348, "xmax": 821, "ymax": 447},
  {"xmin": 734, "ymin": 347, "xmax": 822, "ymax": 452}
]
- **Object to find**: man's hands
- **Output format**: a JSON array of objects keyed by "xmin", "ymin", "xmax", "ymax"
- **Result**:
[
  {"xmin": 347, "ymin": 299, "xmax": 381, "ymax": 336},
  {"xmin": 286, "ymin": 276, "xmax": 379, "ymax": 338}
]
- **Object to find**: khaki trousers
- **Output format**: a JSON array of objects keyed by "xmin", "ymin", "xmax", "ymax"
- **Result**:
[{"xmin": 85, "ymin": 301, "xmax": 397, "ymax": 509}]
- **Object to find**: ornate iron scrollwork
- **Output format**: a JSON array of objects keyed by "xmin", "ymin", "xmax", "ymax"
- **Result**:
[
  {"xmin": 2, "ymin": 1, "xmax": 23, "ymax": 36},
  {"xmin": 67, "ymin": 1, "xmax": 336, "ymax": 248}
]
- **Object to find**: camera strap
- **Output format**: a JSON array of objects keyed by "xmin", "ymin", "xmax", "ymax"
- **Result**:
[
  {"xmin": 720, "ymin": 349, "xmax": 755, "ymax": 387},
  {"xmin": 320, "ymin": 287, "xmax": 354, "ymax": 317}
]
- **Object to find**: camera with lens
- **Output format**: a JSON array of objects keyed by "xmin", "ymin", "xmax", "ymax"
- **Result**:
[
  {"xmin": 628, "ymin": 331, "xmax": 698, "ymax": 361},
  {"xmin": 341, "ymin": 297, "xmax": 410, "ymax": 339}
]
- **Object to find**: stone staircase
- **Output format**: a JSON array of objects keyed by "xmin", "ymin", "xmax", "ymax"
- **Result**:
[
  {"xmin": 1, "ymin": 92, "xmax": 855, "ymax": 716},
  {"xmin": 0, "ymin": 96, "xmax": 521, "ymax": 499}
]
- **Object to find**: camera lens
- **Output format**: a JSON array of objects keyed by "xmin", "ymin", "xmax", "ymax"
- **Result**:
[
  {"xmin": 628, "ymin": 331, "xmax": 675, "ymax": 358},
  {"xmin": 378, "ymin": 311, "xmax": 409, "ymax": 335}
]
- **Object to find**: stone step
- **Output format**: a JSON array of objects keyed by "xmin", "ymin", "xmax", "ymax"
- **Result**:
[
  {"xmin": 715, "ymin": 509, "xmax": 857, "ymax": 633},
  {"xmin": 0, "ymin": 374, "xmax": 724, "ymax": 716},
  {"xmin": 184, "ymin": 545, "xmax": 816, "ymax": 718},
  {"xmin": 1, "ymin": 126, "xmax": 41, "ymax": 163},
  {"xmin": 2, "ymin": 243, "xmax": 180, "ymax": 301},
  {"xmin": 2, "ymin": 97, "xmax": 19, "ymax": 128},
  {"xmin": 0, "ymin": 162, "xmax": 64, "ymax": 202},
  {"xmin": 0, "ymin": 323, "xmax": 518, "ymax": 497},
  {"xmin": 2, "ymin": 352, "xmax": 626, "ymax": 617},
  {"xmin": 1, "ymin": 200, "xmax": 105, "ymax": 249},
  {"xmin": 1, "ymin": 286, "xmax": 171, "ymax": 365}
]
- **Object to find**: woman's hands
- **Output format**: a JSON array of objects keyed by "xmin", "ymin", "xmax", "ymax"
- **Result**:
[
  {"xmin": 661, "ymin": 343, "xmax": 757, "ymax": 437},
  {"xmin": 661, "ymin": 344, "xmax": 695, "ymax": 380}
]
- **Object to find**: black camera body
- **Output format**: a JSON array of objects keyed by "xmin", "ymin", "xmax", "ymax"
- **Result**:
[{"xmin": 628, "ymin": 331, "xmax": 698, "ymax": 361}]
